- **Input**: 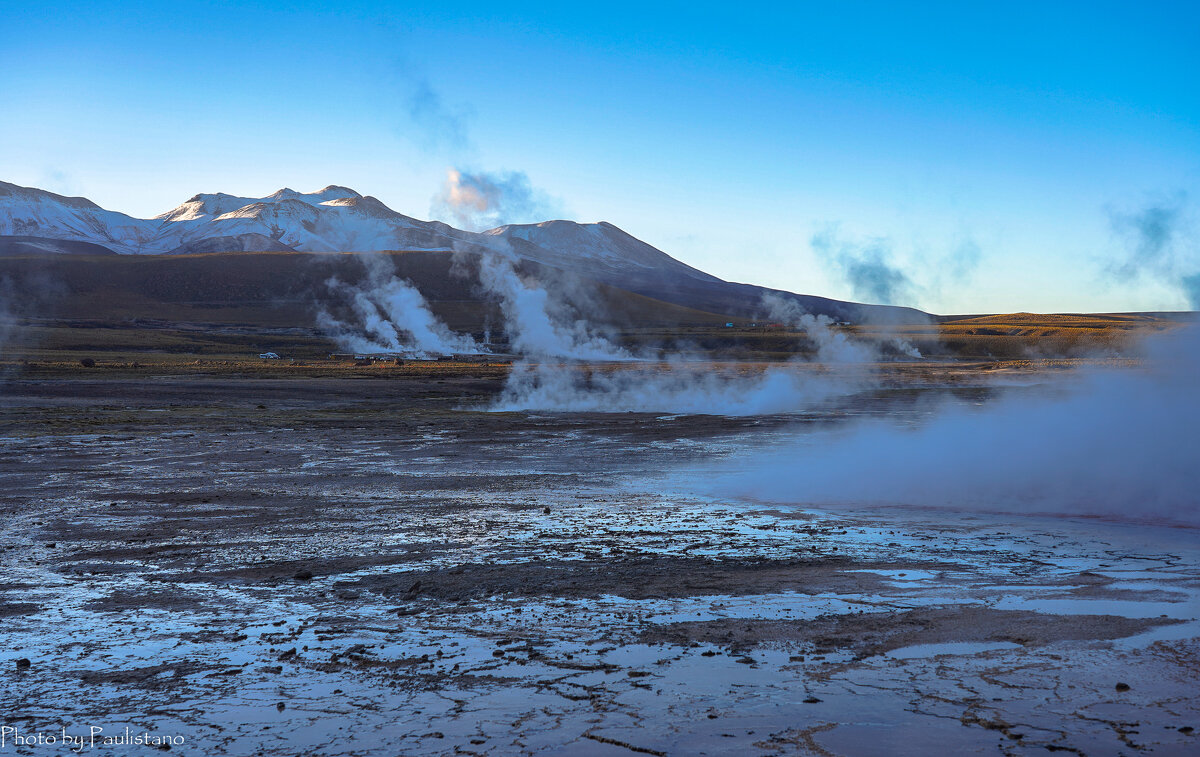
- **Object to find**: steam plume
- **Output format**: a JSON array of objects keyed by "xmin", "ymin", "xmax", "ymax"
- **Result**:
[
  {"xmin": 1107, "ymin": 194, "xmax": 1199, "ymax": 309},
  {"xmin": 760, "ymin": 294, "xmax": 875, "ymax": 364},
  {"xmin": 432, "ymin": 169, "xmax": 562, "ymax": 231},
  {"xmin": 761, "ymin": 293, "xmax": 921, "ymax": 360},
  {"xmin": 1107, "ymin": 197, "xmax": 1183, "ymax": 278},
  {"xmin": 476, "ymin": 249, "xmax": 630, "ymax": 360},
  {"xmin": 318, "ymin": 253, "xmax": 481, "ymax": 356},
  {"xmin": 401, "ymin": 72, "xmax": 472, "ymax": 154},
  {"xmin": 491, "ymin": 360, "xmax": 855, "ymax": 415},
  {"xmin": 484, "ymin": 288, "xmax": 894, "ymax": 415},
  {"xmin": 811, "ymin": 228, "xmax": 916, "ymax": 306},
  {"xmin": 711, "ymin": 325, "xmax": 1200, "ymax": 525}
]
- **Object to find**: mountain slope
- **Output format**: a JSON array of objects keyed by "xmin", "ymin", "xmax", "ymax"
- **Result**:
[
  {"xmin": 484, "ymin": 220, "xmax": 718, "ymax": 282},
  {"xmin": 0, "ymin": 182, "xmax": 158, "ymax": 254},
  {"xmin": 0, "ymin": 180, "xmax": 929, "ymax": 322}
]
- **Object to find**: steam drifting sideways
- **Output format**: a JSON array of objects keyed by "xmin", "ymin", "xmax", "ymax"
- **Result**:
[
  {"xmin": 488, "ymin": 293, "xmax": 892, "ymax": 415},
  {"xmin": 491, "ymin": 360, "xmax": 860, "ymax": 415},
  {"xmin": 711, "ymin": 325, "xmax": 1200, "ymax": 526}
]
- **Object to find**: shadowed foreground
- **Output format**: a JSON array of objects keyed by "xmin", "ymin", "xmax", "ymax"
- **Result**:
[{"xmin": 0, "ymin": 367, "xmax": 1196, "ymax": 755}]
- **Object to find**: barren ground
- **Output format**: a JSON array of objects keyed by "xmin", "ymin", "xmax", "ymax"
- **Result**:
[{"xmin": 0, "ymin": 363, "xmax": 1196, "ymax": 756}]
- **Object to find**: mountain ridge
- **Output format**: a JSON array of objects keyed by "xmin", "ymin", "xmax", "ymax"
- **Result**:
[{"xmin": 0, "ymin": 180, "xmax": 929, "ymax": 323}]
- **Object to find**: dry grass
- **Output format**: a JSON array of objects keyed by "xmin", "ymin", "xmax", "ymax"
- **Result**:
[{"xmin": 3, "ymin": 352, "xmax": 514, "ymax": 380}]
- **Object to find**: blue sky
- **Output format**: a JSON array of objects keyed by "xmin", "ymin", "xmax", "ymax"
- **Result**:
[{"xmin": 2, "ymin": 1, "xmax": 1197, "ymax": 313}]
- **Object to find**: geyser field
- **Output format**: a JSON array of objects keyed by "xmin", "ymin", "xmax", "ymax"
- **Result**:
[
  {"xmin": 1, "ymin": 315, "xmax": 1198, "ymax": 755},
  {"xmin": 5, "ymin": 3, "xmax": 1198, "ymax": 753}
]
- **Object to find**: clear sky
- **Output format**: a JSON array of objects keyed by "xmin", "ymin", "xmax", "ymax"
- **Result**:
[{"xmin": 2, "ymin": 1, "xmax": 1197, "ymax": 313}]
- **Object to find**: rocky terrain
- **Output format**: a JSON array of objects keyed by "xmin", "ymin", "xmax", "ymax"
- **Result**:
[{"xmin": 0, "ymin": 365, "xmax": 1196, "ymax": 755}]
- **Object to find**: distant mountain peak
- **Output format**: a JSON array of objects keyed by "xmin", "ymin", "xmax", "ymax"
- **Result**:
[
  {"xmin": 0, "ymin": 180, "xmax": 102, "ymax": 211},
  {"xmin": 0, "ymin": 178, "xmax": 924, "ymax": 322},
  {"xmin": 0, "ymin": 179, "xmax": 713, "ymax": 281},
  {"xmin": 184, "ymin": 191, "xmax": 239, "ymax": 203},
  {"xmin": 318, "ymin": 185, "xmax": 361, "ymax": 198}
]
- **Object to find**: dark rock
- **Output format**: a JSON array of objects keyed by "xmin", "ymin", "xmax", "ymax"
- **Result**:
[
  {"xmin": 293, "ymin": 570, "xmax": 314, "ymax": 581},
  {"xmin": 15, "ymin": 658, "xmax": 31, "ymax": 670},
  {"xmin": 803, "ymin": 696, "xmax": 822, "ymax": 704},
  {"xmin": 1115, "ymin": 682, "xmax": 1131, "ymax": 692}
]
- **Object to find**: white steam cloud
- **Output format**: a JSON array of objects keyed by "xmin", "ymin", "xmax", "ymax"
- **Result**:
[
  {"xmin": 432, "ymin": 169, "xmax": 562, "ymax": 231},
  {"xmin": 761, "ymin": 294, "xmax": 880, "ymax": 363},
  {"xmin": 477, "ymin": 250, "xmax": 631, "ymax": 361},
  {"xmin": 710, "ymin": 325, "xmax": 1200, "ymax": 526},
  {"xmin": 491, "ymin": 360, "xmax": 855, "ymax": 415},
  {"xmin": 489, "ymin": 292, "xmax": 890, "ymax": 415},
  {"xmin": 318, "ymin": 253, "xmax": 482, "ymax": 357}
]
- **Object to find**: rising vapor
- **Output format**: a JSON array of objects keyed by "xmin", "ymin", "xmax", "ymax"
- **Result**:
[
  {"xmin": 472, "ymin": 244, "xmax": 629, "ymax": 360},
  {"xmin": 491, "ymin": 360, "xmax": 856, "ymax": 415},
  {"xmin": 432, "ymin": 168, "xmax": 562, "ymax": 231},
  {"xmin": 487, "ymin": 291, "xmax": 896, "ymax": 415},
  {"xmin": 711, "ymin": 325, "xmax": 1200, "ymax": 525},
  {"xmin": 761, "ymin": 294, "xmax": 876, "ymax": 364},
  {"xmin": 400, "ymin": 71, "xmax": 473, "ymax": 154},
  {"xmin": 1107, "ymin": 194, "xmax": 1199, "ymax": 308},
  {"xmin": 811, "ymin": 228, "xmax": 916, "ymax": 306},
  {"xmin": 318, "ymin": 253, "xmax": 482, "ymax": 357}
]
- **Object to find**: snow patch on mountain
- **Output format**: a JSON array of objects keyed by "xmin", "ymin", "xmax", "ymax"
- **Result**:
[
  {"xmin": 0, "ymin": 181, "xmax": 159, "ymax": 254},
  {"xmin": 0, "ymin": 180, "xmax": 714, "ymax": 280}
]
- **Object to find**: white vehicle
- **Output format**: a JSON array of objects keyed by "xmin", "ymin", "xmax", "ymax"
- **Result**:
[{"xmin": 258, "ymin": 352, "xmax": 280, "ymax": 359}]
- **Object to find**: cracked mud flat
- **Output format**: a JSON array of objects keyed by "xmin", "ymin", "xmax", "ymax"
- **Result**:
[{"xmin": 0, "ymin": 373, "xmax": 1198, "ymax": 756}]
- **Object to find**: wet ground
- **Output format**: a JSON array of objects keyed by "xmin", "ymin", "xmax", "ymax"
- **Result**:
[{"xmin": 0, "ymin": 369, "xmax": 1196, "ymax": 755}]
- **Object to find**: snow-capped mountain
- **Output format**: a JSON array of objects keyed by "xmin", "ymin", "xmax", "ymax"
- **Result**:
[
  {"xmin": 0, "ymin": 181, "xmax": 160, "ymax": 254},
  {"xmin": 0, "ymin": 180, "xmax": 927, "ymax": 322},
  {"xmin": 0, "ymin": 181, "xmax": 715, "ymax": 282}
]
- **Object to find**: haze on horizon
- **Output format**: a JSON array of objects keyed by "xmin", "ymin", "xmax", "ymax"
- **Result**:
[{"xmin": 2, "ymin": 1, "xmax": 1197, "ymax": 315}]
